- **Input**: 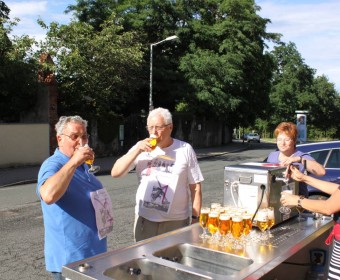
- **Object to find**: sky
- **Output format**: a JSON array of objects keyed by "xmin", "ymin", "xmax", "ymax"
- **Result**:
[{"xmin": 5, "ymin": 0, "xmax": 340, "ymax": 91}]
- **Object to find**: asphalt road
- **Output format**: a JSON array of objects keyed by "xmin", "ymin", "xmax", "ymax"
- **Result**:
[{"xmin": 0, "ymin": 143, "xmax": 275, "ymax": 280}]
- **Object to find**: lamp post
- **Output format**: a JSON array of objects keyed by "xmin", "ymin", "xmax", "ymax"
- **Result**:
[{"xmin": 149, "ymin": 35, "xmax": 178, "ymax": 112}]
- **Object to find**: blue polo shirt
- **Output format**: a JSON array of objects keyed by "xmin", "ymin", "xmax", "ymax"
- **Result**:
[{"xmin": 37, "ymin": 148, "xmax": 107, "ymax": 272}]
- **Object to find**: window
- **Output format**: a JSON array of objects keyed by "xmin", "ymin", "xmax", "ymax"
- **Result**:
[
  {"xmin": 325, "ymin": 149, "xmax": 340, "ymax": 169},
  {"xmin": 309, "ymin": 150, "xmax": 330, "ymax": 166}
]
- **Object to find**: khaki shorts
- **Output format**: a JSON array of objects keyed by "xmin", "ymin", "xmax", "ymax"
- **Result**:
[{"xmin": 134, "ymin": 215, "xmax": 190, "ymax": 242}]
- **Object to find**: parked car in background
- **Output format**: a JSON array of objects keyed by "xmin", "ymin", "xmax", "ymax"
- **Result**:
[
  {"xmin": 296, "ymin": 140, "xmax": 340, "ymax": 198},
  {"xmin": 247, "ymin": 133, "xmax": 260, "ymax": 143},
  {"xmin": 241, "ymin": 133, "xmax": 248, "ymax": 141}
]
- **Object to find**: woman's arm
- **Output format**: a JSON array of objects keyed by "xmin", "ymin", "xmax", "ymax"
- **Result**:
[
  {"xmin": 281, "ymin": 186, "xmax": 340, "ymax": 216},
  {"xmin": 290, "ymin": 166, "xmax": 338, "ymax": 195},
  {"xmin": 302, "ymin": 158, "xmax": 326, "ymax": 176}
]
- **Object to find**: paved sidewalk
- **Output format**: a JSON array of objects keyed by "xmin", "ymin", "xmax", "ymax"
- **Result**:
[{"xmin": 0, "ymin": 141, "xmax": 248, "ymax": 188}]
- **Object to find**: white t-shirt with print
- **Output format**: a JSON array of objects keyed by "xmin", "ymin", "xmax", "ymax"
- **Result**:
[{"xmin": 128, "ymin": 139, "xmax": 204, "ymax": 222}]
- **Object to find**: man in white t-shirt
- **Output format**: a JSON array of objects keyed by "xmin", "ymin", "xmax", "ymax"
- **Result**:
[{"xmin": 111, "ymin": 107, "xmax": 203, "ymax": 241}]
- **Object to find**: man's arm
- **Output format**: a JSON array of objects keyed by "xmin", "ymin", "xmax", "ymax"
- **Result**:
[
  {"xmin": 189, "ymin": 182, "xmax": 202, "ymax": 223},
  {"xmin": 111, "ymin": 139, "xmax": 153, "ymax": 178},
  {"xmin": 39, "ymin": 147, "xmax": 90, "ymax": 205}
]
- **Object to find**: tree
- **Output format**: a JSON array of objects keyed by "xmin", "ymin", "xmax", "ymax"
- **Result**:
[
  {"xmin": 37, "ymin": 14, "xmax": 144, "ymax": 120},
  {"xmin": 309, "ymin": 75, "xmax": 340, "ymax": 136},
  {"xmin": 267, "ymin": 42, "xmax": 315, "ymax": 128},
  {"xmin": 0, "ymin": 1, "xmax": 9, "ymax": 20},
  {"xmin": 179, "ymin": 0, "xmax": 279, "ymax": 128},
  {"xmin": 65, "ymin": 0, "xmax": 114, "ymax": 31},
  {"xmin": 0, "ymin": 3, "xmax": 40, "ymax": 122}
]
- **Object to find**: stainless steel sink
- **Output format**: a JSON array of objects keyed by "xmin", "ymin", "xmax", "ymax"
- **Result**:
[
  {"xmin": 103, "ymin": 258, "xmax": 212, "ymax": 280},
  {"xmin": 153, "ymin": 243, "xmax": 253, "ymax": 276}
]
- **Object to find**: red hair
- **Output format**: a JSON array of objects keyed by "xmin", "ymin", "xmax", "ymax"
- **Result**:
[{"xmin": 274, "ymin": 122, "xmax": 298, "ymax": 141}]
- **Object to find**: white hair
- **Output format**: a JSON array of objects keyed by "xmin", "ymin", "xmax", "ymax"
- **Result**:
[
  {"xmin": 147, "ymin": 107, "xmax": 172, "ymax": 124},
  {"xmin": 55, "ymin": 116, "xmax": 88, "ymax": 135}
]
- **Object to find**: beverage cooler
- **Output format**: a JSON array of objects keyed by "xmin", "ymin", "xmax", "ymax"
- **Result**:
[{"xmin": 224, "ymin": 162, "xmax": 299, "ymax": 226}]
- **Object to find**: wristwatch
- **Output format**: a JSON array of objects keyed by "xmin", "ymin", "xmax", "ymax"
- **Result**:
[
  {"xmin": 297, "ymin": 196, "xmax": 305, "ymax": 208},
  {"xmin": 191, "ymin": 215, "xmax": 199, "ymax": 220}
]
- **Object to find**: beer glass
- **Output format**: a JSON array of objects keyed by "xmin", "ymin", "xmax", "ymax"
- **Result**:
[
  {"xmin": 207, "ymin": 211, "xmax": 219, "ymax": 244},
  {"xmin": 84, "ymin": 144, "xmax": 100, "ymax": 174},
  {"xmin": 256, "ymin": 209, "xmax": 268, "ymax": 244},
  {"xmin": 267, "ymin": 207, "xmax": 275, "ymax": 238},
  {"xmin": 218, "ymin": 213, "xmax": 231, "ymax": 246},
  {"xmin": 210, "ymin": 202, "xmax": 221, "ymax": 212},
  {"xmin": 231, "ymin": 215, "xmax": 244, "ymax": 249},
  {"xmin": 149, "ymin": 134, "xmax": 158, "ymax": 150},
  {"xmin": 279, "ymin": 185, "xmax": 293, "ymax": 214},
  {"xmin": 199, "ymin": 207, "xmax": 210, "ymax": 239},
  {"xmin": 296, "ymin": 203, "xmax": 305, "ymax": 221},
  {"xmin": 242, "ymin": 213, "xmax": 252, "ymax": 236}
]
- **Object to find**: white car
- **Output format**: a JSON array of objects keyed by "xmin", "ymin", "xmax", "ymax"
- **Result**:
[{"xmin": 247, "ymin": 133, "xmax": 260, "ymax": 143}]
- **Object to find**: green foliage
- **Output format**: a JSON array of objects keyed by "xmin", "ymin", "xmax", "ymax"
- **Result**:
[
  {"xmin": 268, "ymin": 42, "xmax": 316, "ymax": 126},
  {"xmin": 0, "ymin": 16, "xmax": 40, "ymax": 122},
  {"xmin": 178, "ymin": 0, "xmax": 277, "ymax": 127},
  {"xmin": 0, "ymin": 1, "xmax": 10, "ymax": 20},
  {"xmin": 37, "ymin": 14, "xmax": 144, "ymax": 120},
  {"xmin": 1, "ymin": 0, "xmax": 339, "ymax": 140},
  {"xmin": 258, "ymin": 42, "xmax": 340, "ymax": 137}
]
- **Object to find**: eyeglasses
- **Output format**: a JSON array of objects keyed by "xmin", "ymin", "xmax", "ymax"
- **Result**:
[
  {"xmin": 146, "ymin": 124, "xmax": 170, "ymax": 132},
  {"xmin": 61, "ymin": 133, "xmax": 90, "ymax": 141},
  {"xmin": 277, "ymin": 138, "xmax": 293, "ymax": 143}
]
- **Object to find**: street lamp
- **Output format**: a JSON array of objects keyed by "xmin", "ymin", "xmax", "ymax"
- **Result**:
[{"xmin": 149, "ymin": 35, "xmax": 178, "ymax": 112}]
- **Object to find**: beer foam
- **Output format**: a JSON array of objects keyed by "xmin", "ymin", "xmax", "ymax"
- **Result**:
[
  {"xmin": 232, "ymin": 216, "xmax": 243, "ymax": 222},
  {"xmin": 219, "ymin": 214, "xmax": 230, "ymax": 220},
  {"xmin": 209, "ymin": 211, "xmax": 219, "ymax": 218},
  {"xmin": 268, "ymin": 210, "xmax": 275, "ymax": 219}
]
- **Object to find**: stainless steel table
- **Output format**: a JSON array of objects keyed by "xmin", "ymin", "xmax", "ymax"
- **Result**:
[{"xmin": 62, "ymin": 216, "xmax": 333, "ymax": 280}]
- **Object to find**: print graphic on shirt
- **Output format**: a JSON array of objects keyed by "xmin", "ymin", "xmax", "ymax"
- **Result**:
[
  {"xmin": 143, "ymin": 157, "xmax": 175, "ymax": 176},
  {"xmin": 142, "ymin": 172, "xmax": 179, "ymax": 213},
  {"xmin": 90, "ymin": 188, "xmax": 114, "ymax": 240}
]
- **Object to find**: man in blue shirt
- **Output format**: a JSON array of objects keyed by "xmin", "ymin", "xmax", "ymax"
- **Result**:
[{"xmin": 37, "ymin": 116, "xmax": 109, "ymax": 280}]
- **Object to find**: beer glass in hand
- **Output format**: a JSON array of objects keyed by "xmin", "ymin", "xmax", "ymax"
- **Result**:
[
  {"xmin": 199, "ymin": 207, "xmax": 210, "ymax": 239},
  {"xmin": 149, "ymin": 134, "xmax": 158, "ymax": 150},
  {"xmin": 279, "ymin": 185, "xmax": 293, "ymax": 214},
  {"xmin": 84, "ymin": 144, "xmax": 100, "ymax": 174}
]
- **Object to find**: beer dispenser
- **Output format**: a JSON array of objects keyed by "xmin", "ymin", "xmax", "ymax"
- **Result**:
[{"xmin": 224, "ymin": 162, "xmax": 299, "ymax": 227}]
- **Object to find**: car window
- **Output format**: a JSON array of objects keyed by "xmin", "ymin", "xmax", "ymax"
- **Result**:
[
  {"xmin": 309, "ymin": 150, "xmax": 329, "ymax": 166},
  {"xmin": 325, "ymin": 149, "xmax": 340, "ymax": 169}
]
